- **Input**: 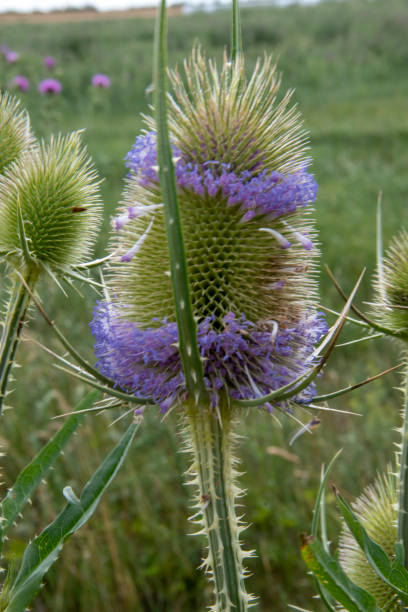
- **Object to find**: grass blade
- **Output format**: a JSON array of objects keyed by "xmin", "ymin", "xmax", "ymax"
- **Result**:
[
  {"xmin": 5, "ymin": 419, "xmax": 139, "ymax": 612},
  {"xmin": 154, "ymin": 0, "xmax": 207, "ymax": 405},
  {"xmin": 309, "ymin": 450, "xmax": 343, "ymax": 612}
]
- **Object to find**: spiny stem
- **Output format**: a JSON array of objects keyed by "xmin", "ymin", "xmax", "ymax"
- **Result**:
[
  {"xmin": 185, "ymin": 401, "xmax": 253, "ymax": 611},
  {"xmin": 0, "ymin": 267, "xmax": 38, "ymax": 414},
  {"xmin": 397, "ymin": 366, "xmax": 408, "ymax": 570}
]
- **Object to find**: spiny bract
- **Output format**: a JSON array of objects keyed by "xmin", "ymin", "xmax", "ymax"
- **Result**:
[
  {"xmin": 0, "ymin": 91, "xmax": 35, "ymax": 175},
  {"xmin": 373, "ymin": 229, "xmax": 408, "ymax": 335},
  {"xmin": 338, "ymin": 471, "xmax": 400, "ymax": 611},
  {"xmin": 91, "ymin": 50, "xmax": 326, "ymax": 412},
  {"xmin": 0, "ymin": 131, "xmax": 103, "ymax": 270}
]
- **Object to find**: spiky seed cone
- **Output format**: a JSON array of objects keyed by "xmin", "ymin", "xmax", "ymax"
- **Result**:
[
  {"xmin": 0, "ymin": 91, "xmax": 35, "ymax": 175},
  {"xmin": 0, "ymin": 131, "xmax": 103, "ymax": 270},
  {"xmin": 373, "ymin": 230, "xmax": 408, "ymax": 335},
  {"xmin": 338, "ymin": 471, "xmax": 400, "ymax": 611},
  {"xmin": 91, "ymin": 49, "xmax": 326, "ymax": 411},
  {"xmin": 108, "ymin": 51, "xmax": 318, "ymax": 329}
]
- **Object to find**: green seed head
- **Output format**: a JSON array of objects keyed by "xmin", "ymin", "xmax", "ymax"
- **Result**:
[
  {"xmin": 0, "ymin": 131, "xmax": 103, "ymax": 270},
  {"xmin": 338, "ymin": 470, "xmax": 399, "ymax": 611},
  {"xmin": 108, "ymin": 51, "xmax": 318, "ymax": 330},
  {"xmin": 0, "ymin": 91, "xmax": 35, "ymax": 175},
  {"xmin": 373, "ymin": 230, "xmax": 408, "ymax": 335}
]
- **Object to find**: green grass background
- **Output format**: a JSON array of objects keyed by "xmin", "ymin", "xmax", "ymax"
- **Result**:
[{"xmin": 0, "ymin": 0, "xmax": 407, "ymax": 609}]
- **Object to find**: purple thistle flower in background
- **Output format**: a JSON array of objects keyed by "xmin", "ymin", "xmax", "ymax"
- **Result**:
[
  {"xmin": 38, "ymin": 78, "xmax": 62, "ymax": 95},
  {"xmin": 43, "ymin": 55, "xmax": 56, "ymax": 69},
  {"xmin": 5, "ymin": 50, "xmax": 19, "ymax": 64},
  {"xmin": 12, "ymin": 76, "xmax": 30, "ymax": 92},
  {"xmin": 93, "ymin": 50, "xmax": 325, "ymax": 415},
  {"xmin": 91, "ymin": 73, "xmax": 111, "ymax": 88}
]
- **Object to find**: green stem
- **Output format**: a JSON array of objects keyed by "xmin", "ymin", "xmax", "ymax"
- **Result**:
[
  {"xmin": 185, "ymin": 402, "xmax": 252, "ymax": 611},
  {"xmin": 231, "ymin": 0, "xmax": 243, "ymax": 62},
  {"xmin": 397, "ymin": 367, "xmax": 408, "ymax": 570},
  {"xmin": 0, "ymin": 268, "xmax": 38, "ymax": 414},
  {"xmin": 154, "ymin": 0, "xmax": 208, "ymax": 405}
]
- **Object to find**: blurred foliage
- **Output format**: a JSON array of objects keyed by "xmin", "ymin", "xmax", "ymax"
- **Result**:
[{"xmin": 0, "ymin": 0, "xmax": 406, "ymax": 609}]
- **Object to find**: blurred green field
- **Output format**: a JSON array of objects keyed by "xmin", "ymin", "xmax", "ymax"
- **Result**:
[{"xmin": 0, "ymin": 0, "xmax": 407, "ymax": 609}]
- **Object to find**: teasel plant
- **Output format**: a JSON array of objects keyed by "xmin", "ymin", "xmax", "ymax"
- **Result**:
[
  {"xmin": 298, "ymin": 195, "xmax": 408, "ymax": 612},
  {"xmin": 18, "ymin": 1, "xmax": 400, "ymax": 609},
  {"xmin": 0, "ymin": 90, "xmax": 107, "ymax": 414},
  {"xmin": 1, "ymin": 2, "xmax": 397, "ymax": 610},
  {"xmin": 0, "ymin": 92, "xmax": 144, "ymax": 611}
]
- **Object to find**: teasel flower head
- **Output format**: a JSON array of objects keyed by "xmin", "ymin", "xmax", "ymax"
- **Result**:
[
  {"xmin": 338, "ymin": 470, "xmax": 399, "ymax": 611},
  {"xmin": 373, "ymin": 229, "xmax": 408, "ymax": 336},
  {"xmin": 90, "ymin": 49, "xmax": 326, "ymax": 414},
  {"xmin": 0, "ymin": 130, "xmax": 103, "ymax": 273},
  {"xmin": 0, "ymin": 91, "xmax": 34, "ymax": 176}
]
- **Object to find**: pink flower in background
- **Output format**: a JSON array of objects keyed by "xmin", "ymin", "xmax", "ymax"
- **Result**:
[
  {"xmin": 91, "ymin": 74, "xmax": 111, "ymax": 88},
  {"xmin": 5, "ymin": 50, "xmax": 19, "ymax": 63},
  {"xmin": 13, "ymin": 75, "xmax": 30, "ymax": 92},
  {"xmin": 43, "ymin": 56, "xmax": 56, "ymax": 69},
  {"xmin": 0, "ymin": 45, "xmax": 10, "ymax": 56},
  {"xmin": 38, "ymin": 78, "xmax": 62, "ymax": 95}
]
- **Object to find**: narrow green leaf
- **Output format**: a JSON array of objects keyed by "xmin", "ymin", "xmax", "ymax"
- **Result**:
[
  {"xmin": 5, "ymin": 420, "xmax": 139, "ymax": 612},
  {"xmin": 0, "ymin": 391, "xmax": 98, "ymax": 548},
  {"xmin": 231, "ymin": 0, "xmax": 243, "ymax": 62},
  {"xmin": 336, "ymin": 490, "xmax": 408, "ymax": 603},
  {"xmin": 154, "ymin": 0, "xmax": 208, "ymax": 405},
  {"xmin": 301, "ymin": 535, "xmax": 384, "ymax": 612}
]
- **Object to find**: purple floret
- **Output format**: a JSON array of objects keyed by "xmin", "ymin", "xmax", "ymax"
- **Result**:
[
  {"xmin": 90, "ymin": 304, "xmax": 327, "ymax": 413},
  {"xmin": 124, "ymin": 132, "xmax": 317, "ymax": 222}
]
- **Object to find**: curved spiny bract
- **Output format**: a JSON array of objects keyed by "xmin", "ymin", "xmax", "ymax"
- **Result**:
[
  {"xmin": 338, "ymin": 470, "xmax": 400, "ymax": 611},
  {"xmin": 0, "ymin": 91, "xmax": 35, "ymax": 176},
  {"xmin": 0, "ymin": 131, "xmax": 103, "ymax": 273}
]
